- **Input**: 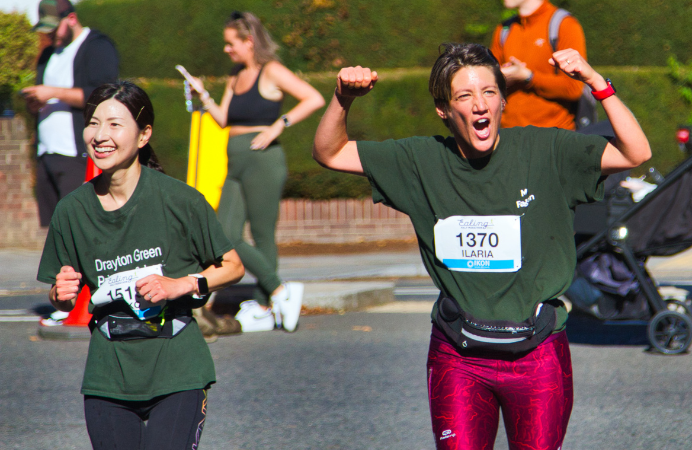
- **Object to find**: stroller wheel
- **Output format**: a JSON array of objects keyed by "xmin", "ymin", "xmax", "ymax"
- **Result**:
[
  {"xmin": 647, "ymin": 311, "xmax": 692, "ymax": 355},
  {"xmin": 665, "ymin": 299, "xmax": 691, "ymax": 316}
]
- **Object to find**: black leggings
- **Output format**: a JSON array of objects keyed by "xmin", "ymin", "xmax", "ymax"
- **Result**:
[{"xmin": 84, "ymin": 389, "xmax": 208, "ymax": 450}]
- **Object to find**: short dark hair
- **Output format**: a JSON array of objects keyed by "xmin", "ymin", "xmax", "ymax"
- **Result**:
[
  {"xmin": 429, "ymin": 43, "xmax": 506, "ymax": 129},
  {"xmin": 84, "ymin": 81, "xmax": 164, "ymax": 172}
]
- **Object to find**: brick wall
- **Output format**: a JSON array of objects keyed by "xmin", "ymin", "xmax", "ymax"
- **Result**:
[
  {"xmin": 0, "ymin": 117, "xmax": 46, "ymax": 249},
  {"xmin": 275, "ymin": 198, "xmax": 414, "ymax": 244}
]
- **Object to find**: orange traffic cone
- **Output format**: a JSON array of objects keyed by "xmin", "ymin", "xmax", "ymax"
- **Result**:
[
  {"xmin": 62, "ymin": 286, "xmax": 92, "ymax": 326},
  {"xmin": 85, "ymin": 157, "xmax": 102, "ymax": 181},
  {"xmin": 60, "ymin": 159, "xmax": 102, "ymax": 327}
]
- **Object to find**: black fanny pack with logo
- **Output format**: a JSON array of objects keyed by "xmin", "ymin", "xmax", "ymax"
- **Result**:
[
  {"xmin": 89, "ymin": 305, "xmax": 192, "ymax": 341},
  {"xmin": 434, "ymin": 296, "xmax": 558, "ymax": 357}
]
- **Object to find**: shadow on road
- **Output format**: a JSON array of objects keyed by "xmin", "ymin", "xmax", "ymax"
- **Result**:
[
  {"xmin": 566, "ymin": 311, "xmax": 649, "ymax": 346},
  {"xmin": 209, "ymin": 284, "xmax": 255, "ymax": 316}
]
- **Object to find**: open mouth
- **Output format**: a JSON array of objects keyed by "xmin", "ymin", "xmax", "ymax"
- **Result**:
[
  {"xmin": 473, "ymin": 118, "xmax": 491, "ymax": 139},
  {"xmin": 93, "ymin": 146, "xmax": 116, "ymax": 157}
]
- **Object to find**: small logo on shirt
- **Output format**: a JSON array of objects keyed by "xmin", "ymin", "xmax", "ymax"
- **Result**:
[
  {"xmin": 534, "ymin": 38, "xmax": 546, "ymax": 47},
  {"xmin": 516, "ymin": 189, "xmax": 535, "ymax": 208}
]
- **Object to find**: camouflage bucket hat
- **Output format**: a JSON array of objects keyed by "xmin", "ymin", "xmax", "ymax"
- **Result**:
[{"xmin": 33, "ymin": 0, "xmax": 75, "ymax": 33}]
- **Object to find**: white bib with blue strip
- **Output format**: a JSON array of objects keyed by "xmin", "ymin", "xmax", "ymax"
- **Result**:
[{"xmin": 434, "ymin": 215, "xmax": 522, "ymax": 272}]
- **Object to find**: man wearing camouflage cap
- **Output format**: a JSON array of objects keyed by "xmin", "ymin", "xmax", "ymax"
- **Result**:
[{"xmin": 23, "ymin": 0, "xmax": 118, "ymax": 228}]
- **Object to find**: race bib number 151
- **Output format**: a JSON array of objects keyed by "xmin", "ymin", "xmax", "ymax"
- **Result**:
[
  {"xmin": 434, "ymin": 215, "xmax": 521, "ymax": 272},
  {"xmin": 91, "ymin": 264, "xmax": 166, "ymax": 320}
]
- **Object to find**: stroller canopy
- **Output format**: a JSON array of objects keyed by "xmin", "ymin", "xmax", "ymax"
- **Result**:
[{"xmin": 625, "ymin": 158, "xmax": 692, "ymax": 257}]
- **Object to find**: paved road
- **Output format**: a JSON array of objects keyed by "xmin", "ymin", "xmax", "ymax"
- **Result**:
[
  {"xmin": 3, "ymin": 248, "xmax": 692, "ymax": 449},
  {"xmin": 2, "ymin": 309, "xmax": 692, "ymax": 450}
]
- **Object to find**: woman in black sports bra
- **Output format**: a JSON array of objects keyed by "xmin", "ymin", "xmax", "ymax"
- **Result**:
[{"xmin": 188, "ymin": 11, "xmax": 324, "ymax": 333}]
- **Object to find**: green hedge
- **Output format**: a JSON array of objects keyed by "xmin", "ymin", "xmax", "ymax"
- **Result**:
[
  {"xmin": 669, "ymin": 56, "xmax": 692, "ymax": 123},
  {"xmin": 141, "ymin": 66, "xmax": 688, "ymax": 199},
  {"xmin": 608, "ymin": 67, "xmax": 690, "ymax": 174},
  {"xmin": 0, "ymin": 12, "xmax": 37, "ymax": 113},
  {"xmin": 76, "ymin": 0, "xmax": 692, "ymax": 78}
]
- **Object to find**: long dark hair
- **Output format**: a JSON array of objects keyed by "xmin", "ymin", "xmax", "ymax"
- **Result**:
[{"xmin": 84, "ymin": 81, "xmax": 164, "ymax": 173}]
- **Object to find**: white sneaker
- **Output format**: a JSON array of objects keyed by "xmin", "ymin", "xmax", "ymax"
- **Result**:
[
  {"xmin": 272, "ymin": 300, "xmax": 283, "ymax": 329},
  {"xmin": 235, "ymin": 300, "xmax": 275, "ymax": 332},
  {"xmin": 39, "ymin": 310, "xmax": 70, "ymax": 327},
  {"xmin": 272, "ymin": 282, "xmax": 303, "ymax": 333}
]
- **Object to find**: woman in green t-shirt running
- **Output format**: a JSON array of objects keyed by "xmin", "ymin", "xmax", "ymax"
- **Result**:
[
  {"xmin": 313, "ymin": 44, "xmax": 651, "ymax": 449},
  {"xmin": 38, "ymin": 81, "xmax": 245, "ymax": 449}
]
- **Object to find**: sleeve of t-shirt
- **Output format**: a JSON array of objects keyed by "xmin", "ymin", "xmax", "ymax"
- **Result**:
[
  {"xmin": 188, "ymin": 195, "xmax": 234, "ymax": 269},
  {"xmin": 36, "ymin": 222, "xmax": 75, "ymax": 285},
  {"xmin": 553, "ymin": 129, "xmax": 609, "ymax": 207},
  {"xmin": 356, "ymin": 138, "xmax": 421, "ymax": 216}
]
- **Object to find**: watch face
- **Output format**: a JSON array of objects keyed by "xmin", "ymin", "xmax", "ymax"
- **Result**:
[
  {"xmin": 607, "ymin": 79, "xmax": 616, "ymax": 93},
  {"xmin": 198, "ymin": 277, "xmax": 209, "ymax": 295}
]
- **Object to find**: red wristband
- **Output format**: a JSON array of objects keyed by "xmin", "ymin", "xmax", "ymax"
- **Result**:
[{"xmin": 591, "ymin": 78, "xmax": 616, "ymax": 101}]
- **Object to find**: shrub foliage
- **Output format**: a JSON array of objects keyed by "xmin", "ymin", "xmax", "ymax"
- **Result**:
[
  {"xmin": 75, "ymin": 0, "xmax": 692, "ymax": 78},
  {"xmin": 0, "ymin": 12, "xmax": 37, "ymax": 111},
  {"xmin": 668, "ymin": 56, "xmax": 692, "ymax": 123}
]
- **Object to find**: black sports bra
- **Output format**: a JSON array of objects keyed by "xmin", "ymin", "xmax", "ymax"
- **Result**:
[{"xmin": 227, "ymin": 65, "xmax": 282, "ymax": 127}]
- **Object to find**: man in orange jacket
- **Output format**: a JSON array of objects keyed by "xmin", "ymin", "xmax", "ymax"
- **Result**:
[{"xmin": 490, "ymin": 0, "xmax": 587, "ymax": 130}]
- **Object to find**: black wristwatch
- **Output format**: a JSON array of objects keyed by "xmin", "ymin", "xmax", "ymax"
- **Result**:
[{"xmin": 188, "ymin": 273, "xmax": 209, "ymax": 298}]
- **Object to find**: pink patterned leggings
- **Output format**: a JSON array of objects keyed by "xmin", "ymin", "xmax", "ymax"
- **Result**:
[{"xmin": 427, "ymin": 326, "xmax": 573, "ymax": 450}]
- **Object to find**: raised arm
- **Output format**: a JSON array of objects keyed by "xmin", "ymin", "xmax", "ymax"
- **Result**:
[
  {"xmin": 551, "ymin": 49, "xmax": 651, "ymax": 174},
  {"xmin": 312, "ymin": 66, "xmax": 378, "ymax": 175}
]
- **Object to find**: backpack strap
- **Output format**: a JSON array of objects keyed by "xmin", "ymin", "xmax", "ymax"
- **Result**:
[
  {"xmin": 499, "ymin": 14, "xmax": 520, "ymax": 47},
  {"xmin": 548, "ymin": 8, "xmax": 571, "ymax": 52},
  {"xmin": 501, "ymin": 8, "xmax": 571, "ymax": 50}
]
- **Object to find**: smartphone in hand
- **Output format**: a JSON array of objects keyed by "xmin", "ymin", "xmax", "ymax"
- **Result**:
[{"xmin": 175, "ymin": 65, "xmax": 205, "ymax": 94}]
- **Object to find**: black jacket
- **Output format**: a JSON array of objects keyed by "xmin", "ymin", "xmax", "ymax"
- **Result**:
[{"xmin": 36, "ymin": 29, "xmax": 119, "ymax": 156}]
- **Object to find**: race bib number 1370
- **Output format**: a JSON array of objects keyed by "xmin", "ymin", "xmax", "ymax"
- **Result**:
[{"xmin": 434, "ymin": 215, "xmax": 521, "ymax": 272}]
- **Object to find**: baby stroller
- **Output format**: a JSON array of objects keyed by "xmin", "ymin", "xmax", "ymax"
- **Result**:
[{"xmin": 566, "ymin": 126, "xmax": 692, "ymax": 355}]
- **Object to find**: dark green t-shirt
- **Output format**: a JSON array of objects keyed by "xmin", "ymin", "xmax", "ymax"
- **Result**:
[
  {"xmin": 37, "ymin": 166, "xmax": 233, "ymax": 401},
  {"xmin": 358, "ymin": 126, "xmax": 608, "ymax": 329}
]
